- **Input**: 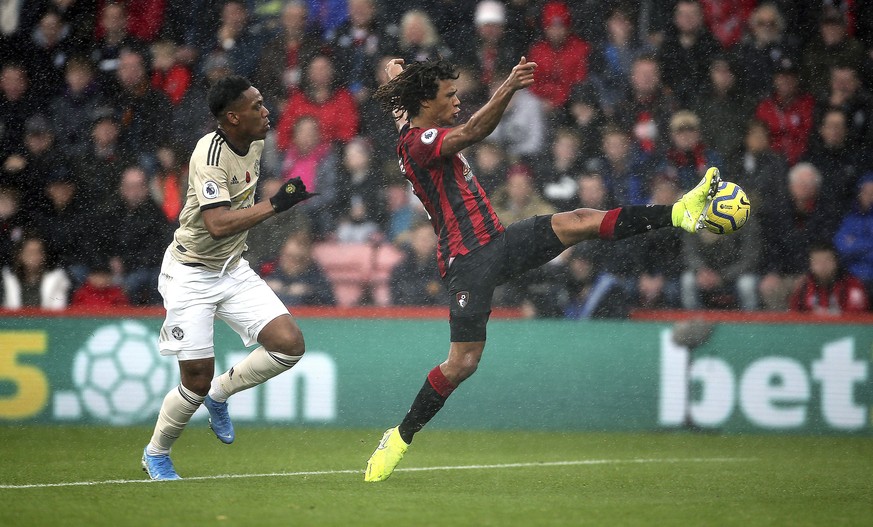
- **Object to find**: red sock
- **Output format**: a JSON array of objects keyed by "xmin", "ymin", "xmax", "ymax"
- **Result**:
[
  {"xmin": 598, "ymin": 208, "xmax": 621, "ymax": 240},
  {"xmin": 427, "ymin": 366, "xmax": 456, "ymax": 397}
]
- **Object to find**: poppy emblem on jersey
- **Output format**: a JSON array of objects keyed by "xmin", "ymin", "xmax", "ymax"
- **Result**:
[
  {"xmin": 171, "ymin": 327, "xmax": 184, "ymax": 340},
  {"xmin": 245, "ymin": 171, "xmax": 251, "ymax": 183},
  {"xmin": 421, "ymin": 128, "xmax": 438, "ymax": 144},
  {"xmin": 456, "ymin": 291, "xmax": 470, "ymax": 308},
  {"xmin": 203, "ymin": 180, "xmax": 219, "ymax": 199}
]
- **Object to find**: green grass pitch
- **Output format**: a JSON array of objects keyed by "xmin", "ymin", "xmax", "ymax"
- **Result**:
[{"xmin": 1, "ymin": 426, "xmax": 871, "ymax": 526}]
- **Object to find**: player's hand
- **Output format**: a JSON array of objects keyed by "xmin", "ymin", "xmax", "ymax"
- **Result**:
[
  {"xmin": 384, "ymin": 58, "xmax": 405, "ymax": 82},
  {"xmin": 506, "ymin": 56, "xmax": 537, "ymax": 91},
  {"xmin": 269, "ymin": 177, "xmax": 318, "ymax": 213}
]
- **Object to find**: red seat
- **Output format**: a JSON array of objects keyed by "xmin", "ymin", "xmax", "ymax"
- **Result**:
[{"xmin": 310, "ymin": 242, "xmax": 406, "ymax": 307}]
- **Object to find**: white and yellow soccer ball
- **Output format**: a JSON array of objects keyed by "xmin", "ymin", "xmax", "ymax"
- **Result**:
[{"xmin": 703, "ymin": 181, "xmax": 751, "ymax": 234}]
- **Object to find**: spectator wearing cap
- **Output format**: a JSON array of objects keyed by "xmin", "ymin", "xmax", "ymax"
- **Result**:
[
  {"xmin": 455, "ymin": 1, "xmax": 521, "ymax": 89},
  {"xmin": 734, "ymin": 3, "xmax": 801, "ymax": 100},
  {"xmin": 692, "ymin": 55, "xmax": 756, "ymax": 160},
  {"xmin": 801, "ymin": 6, "xmax": 866, "ymax": 100},
  {"xmin": 754, "ymin": 56, "xmax": 815, "ymax": 165},
  {"xmin": 50, "ymin": 56, "xmax": 108, "ymax": 159},
  {"xmin": 30, "ymin": 168, "xmax": 92, "ymax": 285},
  {"xmin": 834, "ymin": 173, "xmax": 873, "ymax": 298},
  {"xmin": 491, "ymin": 163, "xmax": 556, "ymax": 226},
  {"xmin": 1, "ymin": 115, "xmax": 70, "ymax": 221},
  {"xmin": 526, "ymin": 1, "xmax": 591, "ymax": 111},
  {"xmin": 70, "ymin": 259, "xmax": 130, "ymax": 308},
  {"xmin": 664, "ymin": 110, "xmax": 724, "ymax": 189},
  {"xmin": 656, "ymin": 0, "xmax": 721, "ymax": 107}
]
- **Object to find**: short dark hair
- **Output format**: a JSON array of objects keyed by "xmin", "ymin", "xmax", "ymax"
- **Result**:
[
  {"xmin": 372, "ymin": 59, "xmax": 459, "ymax": 120},
  {"xmin": 207, "ymin": 75, "xmax": 251, "ymax": 118}
]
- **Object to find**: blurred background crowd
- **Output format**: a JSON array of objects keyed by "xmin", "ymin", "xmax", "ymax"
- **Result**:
[{"xmin": 1, "ymin": 0, "xmax": 872, "ymax": 317}]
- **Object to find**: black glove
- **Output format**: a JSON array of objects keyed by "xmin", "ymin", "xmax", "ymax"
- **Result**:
[{"xmin": 269, "ymin": 177, "xmax": 317, "ymax": 213}]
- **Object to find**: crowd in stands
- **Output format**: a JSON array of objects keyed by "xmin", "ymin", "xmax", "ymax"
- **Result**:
[{"xmin": 1, "ymin": 0, "xmax": 872, "ymax": 317}]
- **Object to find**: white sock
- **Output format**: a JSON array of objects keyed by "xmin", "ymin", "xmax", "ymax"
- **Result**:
[
  {"xmin": 208, "ymin": 346, "xmax": 301, "ymax": 403},
  {"xmin": 146, "ymin": 384, "xmax": 204, "ymax": 455}
]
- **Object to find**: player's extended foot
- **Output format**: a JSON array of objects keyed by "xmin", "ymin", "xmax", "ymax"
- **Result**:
[
  {"xmin": 364, "ymin": 427, "xmax": 409, "ymax": 482},
  {"xmin": 141, "ymin": 447, "xmax": 181, "ymax": 481},
  {"xmin": 204, "ymin": 395, "xmax": 235, "ymax": 444},
  {"xmin": 672, "ymin": 167, "xmax": 722, "ymax": 233}
]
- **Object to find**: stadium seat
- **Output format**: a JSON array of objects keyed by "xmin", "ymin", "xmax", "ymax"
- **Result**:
[{"xmin": 310, "ymin": 242, "xmax": 405, "ymax": 307}]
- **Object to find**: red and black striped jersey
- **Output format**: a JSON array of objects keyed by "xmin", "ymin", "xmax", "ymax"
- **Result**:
[{"xmin": 398, "ymin": 124, "xmax": 504, "ymax": 276}]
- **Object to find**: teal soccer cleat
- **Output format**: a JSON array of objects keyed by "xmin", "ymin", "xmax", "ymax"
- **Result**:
[
  {"xmin": 141, "ymin": 447, "xmax": 181, "ymax": 481},
  {"xmin": 204, "ymin": 395, "xmax": 235, "ymax": 444}
]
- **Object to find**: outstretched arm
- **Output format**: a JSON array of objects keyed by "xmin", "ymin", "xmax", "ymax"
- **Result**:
[{"xmin": 440, "ymin": 57, "xmax": 537, "ymax": 157}]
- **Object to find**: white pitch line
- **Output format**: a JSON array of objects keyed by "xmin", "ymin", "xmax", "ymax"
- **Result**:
[{"xmin": 0, "ymin": 457, "xmax": 753, "ymax": 490}]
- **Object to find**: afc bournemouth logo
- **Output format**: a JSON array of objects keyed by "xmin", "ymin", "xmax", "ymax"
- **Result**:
[
  {"xmin": 171, "ymin": 327, "xmax": 184, "ymax": 340},
  {"xmin": 456, "ymin": 291, "xmax": 470, "ymax": 309},
  {"xmin": 421, "ymin": 128, "xmax": 437, "ymax": 144},
  {"xmin": 203, "ymin": 180, "xmax": 219, "ymax": 199}
]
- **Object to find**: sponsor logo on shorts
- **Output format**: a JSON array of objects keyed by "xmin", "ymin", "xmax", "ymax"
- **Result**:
[
  {"xmin": 203, "ymin": 180, "xmax": 219, "ymax": 199},
  {"xmin": 421, "ymin": 128, "xmax": 438, "ymax": 144},
  {"xmin": 171, "ymin": 327, "xmax": 184, "ymax": 340},
  {"xmin": 456, "ymin": 291, "xmax": 470, "ymax": 308}
]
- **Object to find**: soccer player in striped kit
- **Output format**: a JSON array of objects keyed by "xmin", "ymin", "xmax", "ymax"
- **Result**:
[
  {"xmin": 141, "ymin": 75, "xmax": 316, "ymax": 480},
  {"xmin": 364, "ymin": 57, "xmax": 722, "ymax": 482}
]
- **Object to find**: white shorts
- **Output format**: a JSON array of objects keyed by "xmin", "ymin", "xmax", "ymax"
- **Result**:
[{"xmin": 158, "ymin": 248, "xmax": 290, "ymax": 361}]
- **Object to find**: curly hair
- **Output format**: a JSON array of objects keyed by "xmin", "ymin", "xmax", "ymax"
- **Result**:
[{"xmin": 372, "ymin": 59, "xmax": 458, "ymax": 120}]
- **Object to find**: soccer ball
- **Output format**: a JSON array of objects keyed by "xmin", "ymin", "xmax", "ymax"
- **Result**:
[
  {"xmin": 72, "ymin": 321, "xmax": 178, "ymax": 425},
  {"xmin": 703, "ymin": 181, "xmax": 751, "ymax": 234}
]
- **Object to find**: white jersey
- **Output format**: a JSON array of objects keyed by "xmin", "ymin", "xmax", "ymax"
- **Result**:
[{"xmin": 171, "ymin": 130, "xmax": 263, "ymax": 271}]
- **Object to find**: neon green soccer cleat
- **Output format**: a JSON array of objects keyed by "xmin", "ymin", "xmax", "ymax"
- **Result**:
[
  {"xmin": 672, "ymin": 166, "xmax": 723, "ymax": 233},
  {"xmin": 364, "ymin": 427, "xmax": 409, "ymax": 482}
]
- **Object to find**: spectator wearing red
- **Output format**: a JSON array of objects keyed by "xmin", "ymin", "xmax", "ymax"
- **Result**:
[
  {"xmin": 70, "ymin": 261, "xmax": 129, "ymax": 307},
  {"xmin": 95, "ymin": 0, "xmax": 167, "ymax": 42},
  {"xmin": 790, "ymin": 242, "xmax": 869, "ymax": 314},
  {"xmin": 526, "ymin": 1, "xmax": 590, "ymax": 111},
  {"xmin": 754, "ymin": 57, "xmax": 815, "ymax": 165},
  {"xmin": 275, "ymin": 53, "xmax": 359, "ymax": 151},
  {"xmin": 699, "ymin": 0, "xmax": 756, "ymax": 49},
  {"xmin": 149, "ymin": 40, "xmax": 191, "ymax": 106}
]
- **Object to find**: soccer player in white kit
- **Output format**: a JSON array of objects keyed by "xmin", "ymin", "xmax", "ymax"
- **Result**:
[{"xmin": 142, "ymin": 75, "xmax": 316, "ymax": 480}]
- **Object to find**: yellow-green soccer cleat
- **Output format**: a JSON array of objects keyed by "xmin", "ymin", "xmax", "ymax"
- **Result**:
[
  {"xmin": 672, "ymin": 166, "xmax": 723, "ymax": 233},
  {"xmin": 364, "ymin": 427, "xmax": 409, "ymax": 482}
]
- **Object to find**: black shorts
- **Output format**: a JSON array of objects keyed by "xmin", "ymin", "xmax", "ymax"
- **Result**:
[{"xmin": 444, "ymin": 215, "xmax": 566, "ymax": 342}]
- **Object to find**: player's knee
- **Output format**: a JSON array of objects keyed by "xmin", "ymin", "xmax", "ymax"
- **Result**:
[
  {"xmin": 449, "ymin": 353, "xmax": 480, "ymax": 383},
  {"xmin": 273, "ymin": 324, "xmax": 305, "ymax": 357}
]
